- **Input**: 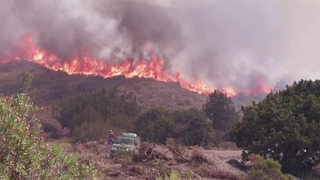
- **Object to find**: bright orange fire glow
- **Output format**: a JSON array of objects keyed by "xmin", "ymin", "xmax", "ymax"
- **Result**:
[
  {"xmin": 2, "ymin": 34, "xmax": 214, "ymax": 94},
  {"xmin": 0, "ymin": 34, "xmax": 273, "ymax": 96},
  {"xmin": 223, "ymin": 87, "xmax": 237, "ymax": 97}
]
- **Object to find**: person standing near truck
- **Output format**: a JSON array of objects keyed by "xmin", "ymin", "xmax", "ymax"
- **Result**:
[
  {"xmin": 106, "ymin": 130, "xmax": 115, "ymax": 157},
  {"xmin": 107, "ymin": 130, "xmax": 115, "ymax": 145}
]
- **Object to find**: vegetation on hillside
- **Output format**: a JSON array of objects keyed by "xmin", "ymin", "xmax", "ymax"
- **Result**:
[
  {"xmin": 135, "ymin": 108, "xmax": 213, "ymax": 146},
  {"xmin": 171, "ymin": 109, "xmax": 214, "ymax": 146},
  {"xmin": 19, "ymin": 72, "xmax": 33, "ymax": 93},
  {"xmin": 0, "ymin": 94, "xmax": 95, "ymax": 179},
  {"xmin": 59, "ymin": 88, "xmax": 141, "ymax": 142},
  {"xmin": 204, "ymin": 90, "xmax": 237, "ymax": 132},
  {"xmin": 59, "ymin": 89, "xmax": 237, "ymax": 146},
  {"xmin": 232, "ymin": 80, "xmax": 320, "ymax": 173}
]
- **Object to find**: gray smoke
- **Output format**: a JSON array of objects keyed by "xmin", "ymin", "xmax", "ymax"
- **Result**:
[{"xmin": 1, "ymin": 0, "xmax": 320, "ymax": 91}]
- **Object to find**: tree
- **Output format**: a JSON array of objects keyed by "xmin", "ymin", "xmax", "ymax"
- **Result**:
[
  {"xmin": 232, "ymin": 80, "xmax": 320, "ymax": 173},
  {"xmin": 204, "ymin": 90, "xmax": 237, "ymax": 132},
  {"xmin": 135, "ymin": 108, "xmax": 173, "ymax": 144},
  {"xmin": 0, "ymin": 94, "xmax": 95, "ymax": 179},
  {"xmin": 171, "ymin": 109, "xmax": 214, "ymax": 146}
]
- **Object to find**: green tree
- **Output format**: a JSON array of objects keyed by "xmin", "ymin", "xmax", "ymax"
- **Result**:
[
  {"xmin": 0, "ymin": 94, "xmax": 95, "ymax": 179},
  {"xmin": 171, "ymin": 109, "xmax": 213, "ymax": 146},
  {"xmin": 135, "ymin": 108, "xmax": 172, "ymax": 144},
  {"xmin": 204, "ymin": 90, "xmax": 237, "ymax": 132},
  {"xmin": 232, "ymin": 80, "xmax": 320, "ymax": 173}
]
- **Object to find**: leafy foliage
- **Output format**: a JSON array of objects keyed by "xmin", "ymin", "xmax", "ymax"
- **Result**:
[
  {"xmin": 135, "ymin": 108, "xmax": 173, "ymax": 144},
  {"xmin": 59, "ymin": 88, "xmax": 140, "ymax": 142},
  {"xmin": 171, "ymin": 109, "xmax": 213, "ymax": 146},
  {"xmin": 247, "ymin": 155, "xmax": 293, "ymax": 180},
  {"xmin": 0, "ymin": 94, "xmax": 95, "ymax": 179},
  {"xmin": 135, "ymin": 108, "xmax": 214, "ymax": 146},
  {"xmin": 232, "ymin": 80, "xmax": 320, "ymax": 172},
  {"xmin": 204, "ymin": 90, "xmax": 237, "ymax": 132}
]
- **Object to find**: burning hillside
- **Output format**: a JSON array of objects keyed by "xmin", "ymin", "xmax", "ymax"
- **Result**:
[
  {"xmin": 7, "ymin": 0, "xmax": 319, "ymax": 96},
  {"xmin": 0, "ymin": 34, "xmax": 214, "ymax": 95}
]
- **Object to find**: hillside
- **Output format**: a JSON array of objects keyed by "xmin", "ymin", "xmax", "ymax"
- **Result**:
[
  {"xmin": 0, "ymin": 61, "xmax": 208, "ymax": 137},
  {"xmin": 0, "ymin": 61, "xmax": 207, "ymax": 110}
]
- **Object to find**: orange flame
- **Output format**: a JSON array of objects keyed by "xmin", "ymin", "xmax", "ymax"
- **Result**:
[
  {"xmin": 0, "ymin": 34, "xmax": 274, "ymax": 96},
  {"xmin": 2, "ymin": 34, "xmax": 214, "ymax": 95}
]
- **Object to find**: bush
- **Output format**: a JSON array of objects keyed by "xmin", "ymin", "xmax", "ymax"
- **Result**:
[
  {"xmin": 247, "ymin": 155, "xmax": 293, "ymax": 180},
  {"xmin": 0, "ymin": 94, "xmax": 95, "ymax": 179},
  {"xmin": 156, "ymin": 170, "xmax": 181, "ymax": 180}
]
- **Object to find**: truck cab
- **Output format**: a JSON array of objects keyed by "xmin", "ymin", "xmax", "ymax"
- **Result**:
[{"xmin": 111, "ymin": 133, "xmax": 140, "ymax": 155}]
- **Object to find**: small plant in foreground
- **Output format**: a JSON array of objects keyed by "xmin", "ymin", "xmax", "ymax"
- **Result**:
[{"xmin": 156, "ymin": 170, "xmax": 181, "ymax": 180}]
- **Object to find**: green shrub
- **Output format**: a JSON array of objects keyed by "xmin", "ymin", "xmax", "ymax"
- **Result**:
[
  {"xmin": 156, "ymin": 170, "xmax": 181, "ymax": 180},
  {"xmin": 0, "ymin": 94, "xmax": 95, "ymax": 179},
  {"xmin": 152, "ymin": 159, "xmax": 165, "ymax": 168},
  {"xmin": 247, "ymin": 155, "xmax": 294, "ymax": 180}
]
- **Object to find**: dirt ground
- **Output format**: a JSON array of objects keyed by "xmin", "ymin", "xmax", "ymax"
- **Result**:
[{"xmin": 58, "ymin": 140, "xmax": 247, "ymax": 180}]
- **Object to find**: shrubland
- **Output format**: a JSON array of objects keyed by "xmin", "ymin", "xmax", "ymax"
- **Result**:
[
  {"xmin": 59, "ymin": 88, "xmax": 141, "ymax": 142},
  {"xmin": 0, "ymin": 94, "xmax": 95, "ymax": 179}
]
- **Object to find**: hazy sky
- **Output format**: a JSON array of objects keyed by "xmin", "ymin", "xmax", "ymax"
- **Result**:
[{"xmin": 1, "ymin": 0, "xmax": 320, "ymax": 91}]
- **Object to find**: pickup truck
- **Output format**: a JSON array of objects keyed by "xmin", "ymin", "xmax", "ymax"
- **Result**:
[{"xmin": 111, "ymin": 133, "xmax": 140, "ymax": 155}]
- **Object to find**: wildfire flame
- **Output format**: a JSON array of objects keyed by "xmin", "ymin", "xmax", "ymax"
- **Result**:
[
  {"xmin": 1, "ymin": 34, "xmax": 214, "ymax": 94},
  {"xmin": 0, "ymin": 34, "xmax": 273, "ymax": 96}
]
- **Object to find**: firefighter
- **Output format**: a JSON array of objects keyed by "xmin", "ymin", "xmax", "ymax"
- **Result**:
[{"xmin": 107, "ymin": 130, "xmax": 115, "ymax": 145}]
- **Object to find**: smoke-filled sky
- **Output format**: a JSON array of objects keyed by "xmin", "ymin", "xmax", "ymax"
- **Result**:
[{"xmin": 1, "ymin": 0, "xmax": 320, "ymax": 91}]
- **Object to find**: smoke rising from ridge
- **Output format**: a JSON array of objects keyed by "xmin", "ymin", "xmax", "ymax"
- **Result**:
[{"xmin": 1, "ymin": 0, "xmax": 320, "ymax": 91}]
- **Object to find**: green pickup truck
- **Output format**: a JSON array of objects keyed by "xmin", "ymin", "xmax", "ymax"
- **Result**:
[{"xmin": 111, "ymin": 133, "xmax": 141, "ymax": 155}]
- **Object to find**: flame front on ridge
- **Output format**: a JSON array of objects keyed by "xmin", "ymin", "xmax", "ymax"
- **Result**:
[
  {"xmin": 2, "ymin": 34, "xmax": 214, "ymax": 95},
  {"xmin": 0, "ymin": 34, "xmax": 274, "ymax": 96}
]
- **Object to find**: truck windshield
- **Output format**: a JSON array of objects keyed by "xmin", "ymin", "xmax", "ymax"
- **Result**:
[{"xmin": 114, "ymin": 137, "xmax": 134, "ymax": 145}]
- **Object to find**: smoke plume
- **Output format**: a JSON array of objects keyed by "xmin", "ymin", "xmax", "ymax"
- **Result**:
[{"xmin": 1, "ymin": 0, "xmax": 320, "ymax": 91}]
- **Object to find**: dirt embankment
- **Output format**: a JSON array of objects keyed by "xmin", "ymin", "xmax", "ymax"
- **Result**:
[{"xmin": 60, "ymin": 140, "xmax": 246, "ymax": 179}]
